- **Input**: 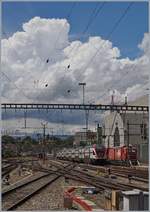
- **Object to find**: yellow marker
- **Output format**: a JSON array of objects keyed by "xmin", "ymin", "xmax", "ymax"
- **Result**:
[{"xmin": 96, "ymin": 169, "xmax": 101, "ymax": 175}]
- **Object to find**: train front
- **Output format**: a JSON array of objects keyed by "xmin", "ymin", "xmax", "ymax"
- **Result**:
[{"xmin": 93, "ymin": 144, "xmax": 107, "ymax": 164}]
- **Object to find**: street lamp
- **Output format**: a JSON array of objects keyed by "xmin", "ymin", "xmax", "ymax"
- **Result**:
[{"xmin": 78, "ymin": 82, "xmax": 86, "ymax": 105}]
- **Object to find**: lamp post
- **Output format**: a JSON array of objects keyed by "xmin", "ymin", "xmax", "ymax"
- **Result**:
[
  {"xmin": 78, "ymin": 82, "xmax": 86, "ymax": 105},
  {"xmin": 79, "ymin": 82, "xmax": 89, "ymax": 144}
]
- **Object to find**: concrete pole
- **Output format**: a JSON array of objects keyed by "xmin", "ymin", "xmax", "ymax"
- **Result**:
[{"xmin": 127, "ymin": 120, "xmax": 130, "ymax": 161}]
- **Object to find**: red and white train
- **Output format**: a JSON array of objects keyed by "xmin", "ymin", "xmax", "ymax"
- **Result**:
[{"xmin": 56, "ymin": 144, "xmax": 138, "ymax": 166}]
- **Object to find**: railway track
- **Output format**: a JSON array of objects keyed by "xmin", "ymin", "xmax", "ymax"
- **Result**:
[
  {"xmin": 3, "ymin": 159, "xmax": 148, "ymax": 211},
  {"xmin": 2, "ymin": 158, "xmax": 38, "ymax": 178},
  {"xmin": 69, "ymin": 162, "xmax": 148, "ymax": 181},
  {"xmin": 109, "ymin": 165, "xmax": 148, "ymax": 179},
  {"xmin": 2, "ymin": 163, "xmax": 74, "ymax": 211},
  {"xmin": 52, "ymin": 159, "xmax": 149, "ymax": 183},
  {"xmin": 2, "ymin": 164, "xmax": 18, "ymax": 177},
  {"xmin": 38, "ymin": 160, "xmax": 148, "ymax": 192}
]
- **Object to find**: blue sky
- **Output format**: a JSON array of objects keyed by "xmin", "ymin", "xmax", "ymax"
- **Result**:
[{"xmin": 2, "ymin": 1, "xmax": 148, "ymax": 59}]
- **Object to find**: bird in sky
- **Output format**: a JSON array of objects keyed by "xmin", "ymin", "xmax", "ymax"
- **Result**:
[
  {"xmin": 46, "ymin": 59, "xmax": 49, "ymax": 63},
  {"xmin": 45, "ymin": 84, "xmax": 48, "ymax": 87},
  {"xmin": 67, "ymin": 64, "xmax": 70, "ymax": 69},
  {"xmin": 67, "ymin": 89, "xmax": 71, "ymax": 93}
]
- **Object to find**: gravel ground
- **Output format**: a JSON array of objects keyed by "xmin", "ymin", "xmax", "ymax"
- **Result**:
[
  {"xmin": 14, "ymin": 175, "xmax": 93, "ymax": 210},
  {"xmin": 16, "ymin": 176, "xmax": 65, "ymax": 210},
  {"xmin": 2, "ymin": 166, "xmax": 35, "ymax": 190},
  {"xmin": 9, "ymin": 167, "xmax": 33, "ymax": 184},
  {"xmin": 6, "ymin": 159, "xmax": 104, "ymax": 210}
]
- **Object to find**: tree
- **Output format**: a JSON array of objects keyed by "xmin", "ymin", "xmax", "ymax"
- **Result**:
[{"xmin": 2, "ymin": 135, "xmax": 15, "ymax": 144}]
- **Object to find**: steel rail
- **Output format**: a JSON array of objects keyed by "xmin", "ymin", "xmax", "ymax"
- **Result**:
[
  {"xmin": 2, "ymin": 163, "xmax": 74, "ymax": 211},
  {"xmin": 78, "ymin": 163, "xmax": 149, "ymax": 180},
  {"xmin": 3, "ymin": 175, "xmax": 60, "ymax": 211},
  {"xmin": 2, "ymin": 165, "xmax": 17, "ymax": 177},
  {"xmin": 38, "ymin": 161, "xmax": 148, "ymax": 192}
]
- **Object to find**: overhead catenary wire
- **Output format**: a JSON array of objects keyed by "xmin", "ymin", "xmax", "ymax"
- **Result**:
[
  {"xmin": 2, "ymin": 31, "xmax": 42, "ymax": 102},
  {"xmin": 63, "ymin": 2, "xmax": 106, "ymax": 64},
  {"xmin": 58, "ymin": 2, "xmax": 135, "ymax": 103},
  {"xmin": 2, "ymin": 2, "xmax": 106, "ymax": 104},
  {"xmin": 96, "ymin": 60, "xmax": 148, "ymax": 104},
  {"xmin": 35, "ymin": 3, "xmax": 77, "ymax": 102},
  {"xmin": 74, "ymin": 2, "xmax": 135, "ymax": 104},
  {"xmin": 94, "ymin": 2, "xmax": 147, "ymax": 103},
  {"xmin": 1, "ymin": 71, "xmax": 30, "ymax": 101},
  {"xmin": 2, "ymin": 2, "xmax": 140, "ymax": 108},
  {"xmin": 49, "ymin": 2, "xmax": 106, "ymax": 97},
  {"xmin": 47, "ymin": 2, "xmax": 77, "ymax": 61},
  {"xmin": 82, "ymin": 2, "xmax": 106, "ymax": 35},
  {"xmin": 77, "ymin": 2, "xmax": 134, "ymax": 81},
  {"xmin": 2, "ymin": 3, "xmax": 77, "ymax": 103}
]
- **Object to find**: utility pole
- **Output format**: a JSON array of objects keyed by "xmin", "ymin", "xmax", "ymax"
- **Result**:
[
  {"xmin": 127, "ymin": 121, "xmax": 129, "ymax": 148},
  {"xmin": 41, "ymin": 122, "xmax": 48, "ymax": 162},
  {"xmin": 24, "ymin": 111, "xmax": 27, "ymax": 128},
  {"xmin": 24, "ymin": 111, "xmax": 27, "ymax": 137},
  {"xmin": 51, "ymin": 128, "xmax": 54, "ymax": 138},
  {"xmin": 127, "ymin": 120, "xmax": 130, "ymax": 161}
]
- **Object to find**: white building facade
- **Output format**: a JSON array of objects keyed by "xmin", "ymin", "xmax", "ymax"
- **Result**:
[{"xmin": 103, "ymin": 95, "xmax": 149, "ymax": 163}]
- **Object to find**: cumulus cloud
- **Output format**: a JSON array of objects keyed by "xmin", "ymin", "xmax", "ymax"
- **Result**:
[
  {"xmin": 2, "ymin": 17, "xmax": 149, "ymax": 104},
  {"xmin": 138, "ymin": 33, "xmax": 150, "ymax": 55},
  {"xmin": 1, "ymin": 17, "xmax": 149, "ymax": 131}
]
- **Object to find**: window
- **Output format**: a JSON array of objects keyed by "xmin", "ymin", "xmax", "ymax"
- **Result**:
[
  {"xmin": 114, "ymin": 126, "xmax": 120, "ymax": 147},
  {"xmin": 141, "ymin": 123, "xmax": 147, "ymax": 140},
  {"xmin": 144, "ymin": 124, "xmax": 147, "ymax": 140}
]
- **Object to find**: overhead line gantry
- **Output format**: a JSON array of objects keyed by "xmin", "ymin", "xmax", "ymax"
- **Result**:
[{"xmin": 1, "ymin": 103, "xmax": 149, "ymax": 112}]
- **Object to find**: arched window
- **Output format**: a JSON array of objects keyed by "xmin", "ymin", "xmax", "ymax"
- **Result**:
[{"xmin": 114, "ymin": 122, "xmax": 120, "ymax": 147}]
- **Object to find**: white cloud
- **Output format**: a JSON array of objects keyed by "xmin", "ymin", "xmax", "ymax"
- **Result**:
[
  {"xmin": 1, "ymin": 17, "xmax": 149, "ymax": 130},
  {"xmin": 138, "ymin": 33, "xmax": 150, "ymax": 55}
]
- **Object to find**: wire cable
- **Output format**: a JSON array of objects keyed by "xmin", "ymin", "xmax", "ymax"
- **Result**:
[
  {"xmin": 82, "ymin": 2, "xmax": 106, "ymax": 35},
  {"xmin": 2, "ymin": 31, "xmax": 41, "ymax": 102},
  {"xmin": 66, "ymin": 2, "xmax": 106, "ymax": 61},
  {"xmin": 57, "ymin": 2, "xmax": 134, "ymax": 103},
  {"xmin": 96, "ymin": 58, "xmax": 148, "ymax": 104},
  {"xmin": 2, "ymin": 3, "xmax": 77, "ymax": 103},
  {"xmin": 1, "ymin": 71, "xmax": 30, "ymax": 101},
  {"xmin": 49, "ymin": 2, "xmax": 106, "ymax": 100},
  {"xmin": 77, "ymin": 2, "xmax": 134, "ymax": 81},
  {"xmin": 48, "ymin": 2, "xmax": 77, "ymax": 58}
]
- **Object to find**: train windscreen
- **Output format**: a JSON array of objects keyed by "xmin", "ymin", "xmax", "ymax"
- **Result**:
[{"xmin": 95, "ymin": 147, "xmax": 105, "ymax": 157}]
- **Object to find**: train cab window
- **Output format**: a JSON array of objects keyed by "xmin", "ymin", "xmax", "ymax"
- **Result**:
[{"xmin": 93, "ymin": 150, "xmax": 95, "ymax": 155}]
